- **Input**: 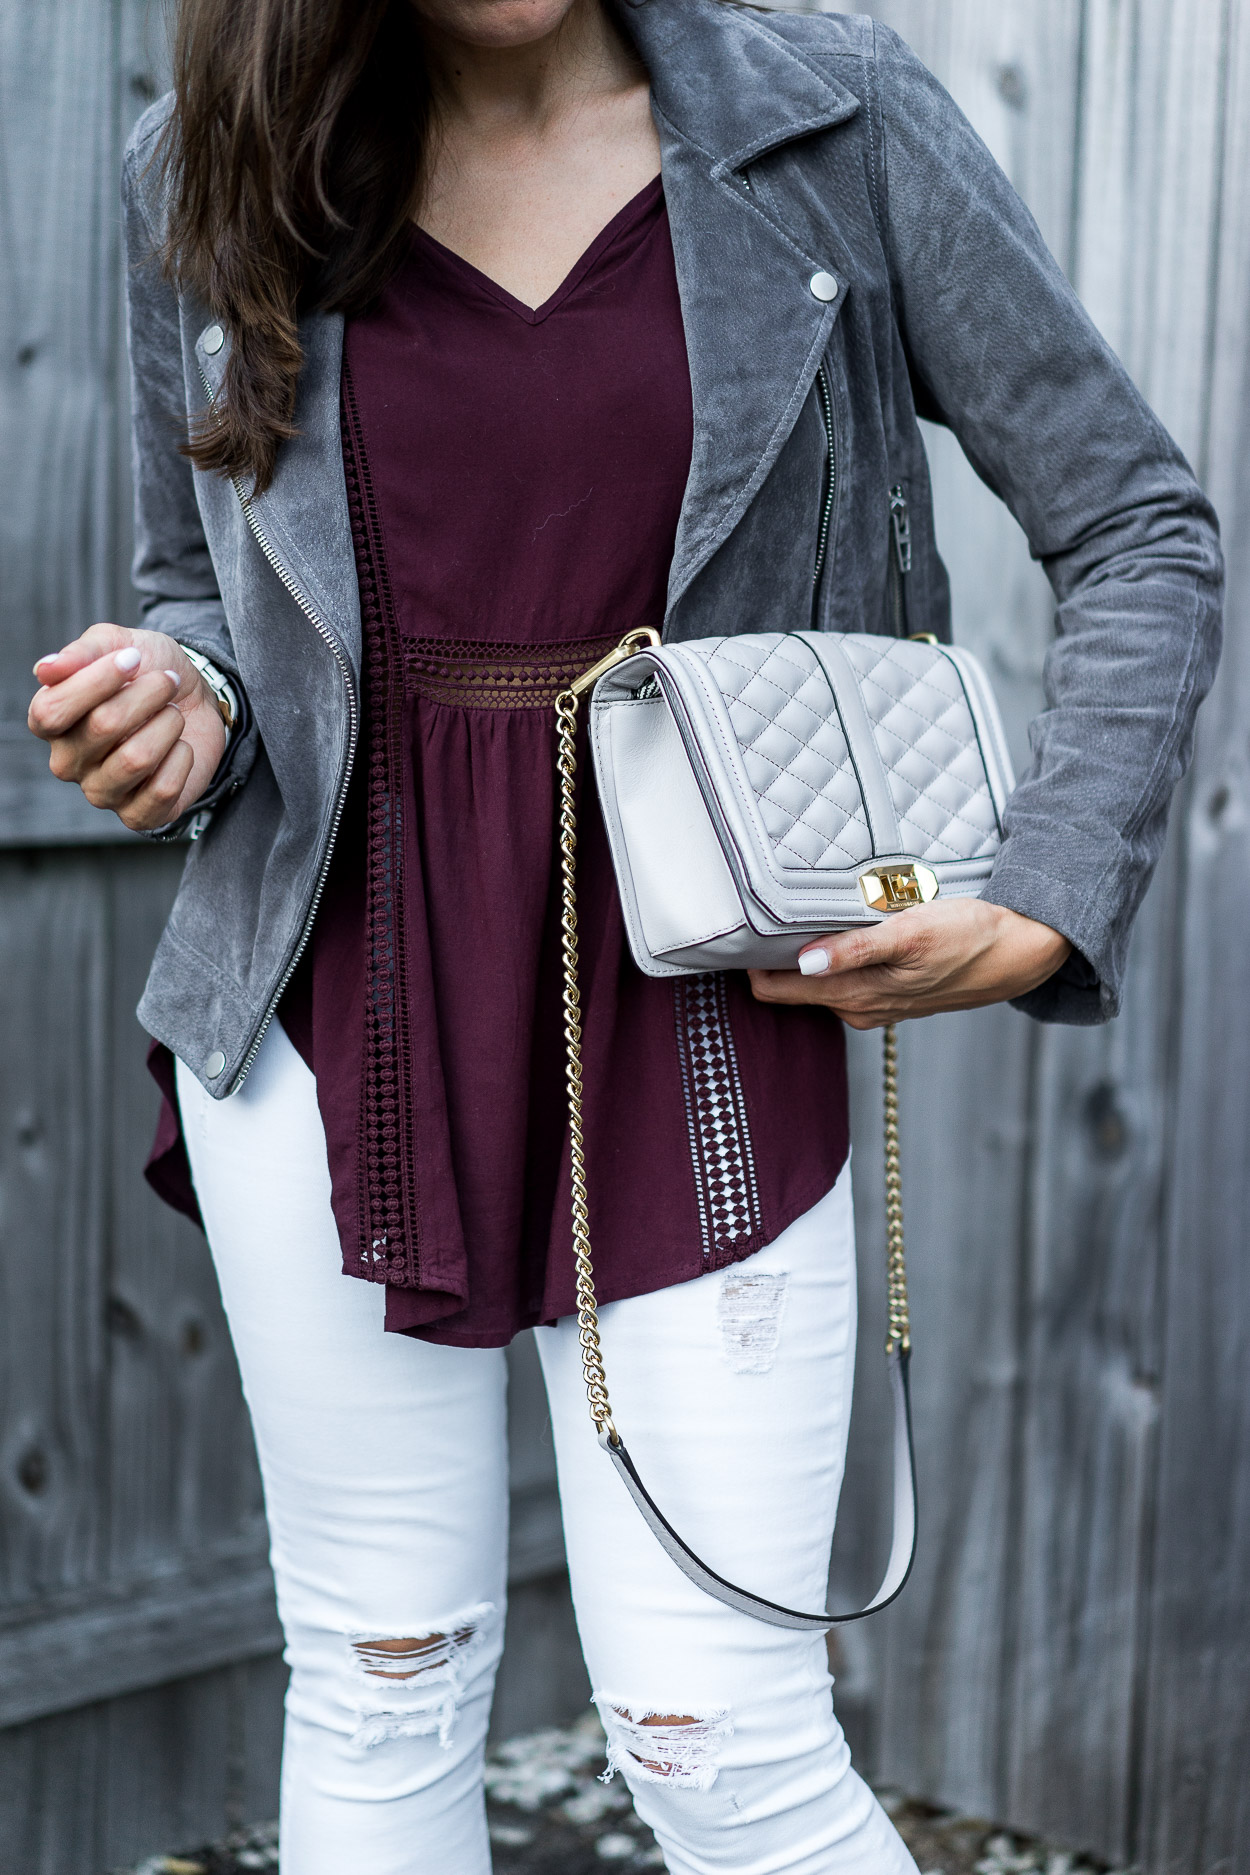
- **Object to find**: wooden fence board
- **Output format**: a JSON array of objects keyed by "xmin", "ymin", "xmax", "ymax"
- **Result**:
[
  {"xmin": 98, "ymin": 1664, "xmax": 277, "ymax": 1872},
  {"xmin": 0, "ymin": 844, "xmax": 567, "ymax": 1735},
  {"xmin": 843, "ymin": 1007, "xmax": 1036, "ymax": 1816},
  {"xmin": 0, "ymin": 1701, "xmax": 104, "ymax": 1875},
  {"xmin": 0, "ymin": 1555, "xmax": 282, "ymax": 1730},
  {"xmin": 816, "ymin": 5, "xmax": 1248, "ymax": 1864},
  {"xmin": 236, "ymin": 1654, "xmax": 290, "ymax": 1830},
  {"xmin": 1004, "ymin": 976, "xmax": 1171, "ymax": 1862},
  {"xmin": 506, "ymin": 1330, "xmax": 566, "ymax": 1583},
  {"xmin": 1138, "ymin": 0, "xmax": 1250, "ymax": 1864},
  {"xmin": 0, "ymin": 1656, "xmax": 286, "ymax": 1875},
  {"xmin": 0, "ymin": 0, "xmax": 136, "ymax": 844},
  {"xmin": 1070, "ymin": 0, "xmax": 1231, "ymax": 456},
  {"xmin": 0, "ymin": 854, "xmax": 109, "ymax": 1608},
  {"xmin": 490, "ymin": 1575, "xmax": 591, "ymax": 1747},
  {"xmin": 820, "ymin": 0, "xmax": 1084, "ymax": 1824},
  {"xmin": 104, "ymin": 846, "xmax": 269, "ymax": 1580},
  {"xmin": 999, "ymin": 3, "xmax": 1233, "ymax": 1860},
  {"xmin": 100, "ymin": 1668, "xmax": 243, "ymax": 1869}
]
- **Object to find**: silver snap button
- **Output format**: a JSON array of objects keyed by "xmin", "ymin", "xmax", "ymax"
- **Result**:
[
  {"xmin": 202, "ymin": 324, "xmax": 225, "ymax": 355},
  {"xmin": 809, "ymin": 271, "xmax": 839, "ymax": 303},
  {"xmin": 206, "ymin": 1049, "xmax": 226, "ymax": 1078}
]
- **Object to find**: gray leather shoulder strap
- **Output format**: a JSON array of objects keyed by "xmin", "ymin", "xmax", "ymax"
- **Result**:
[{"xmin": 598, "ymin": 1348, "xmax": 917, "ymax": 1631}]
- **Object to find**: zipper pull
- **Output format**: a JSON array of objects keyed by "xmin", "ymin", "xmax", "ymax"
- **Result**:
[{"xmin": 889, "ymin": 484, "xmax": 912, "ymax": 575}]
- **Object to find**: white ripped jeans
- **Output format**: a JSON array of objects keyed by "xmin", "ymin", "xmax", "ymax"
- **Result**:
[{"xmin": 177, "ymin": 1021, "xmax": 916, "ymax": 1875}]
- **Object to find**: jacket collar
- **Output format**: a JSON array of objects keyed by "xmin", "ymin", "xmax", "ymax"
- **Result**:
[
  {"xmin": 619, "ymin": 0, "xmax": 864, "ymax": 612},
  {"xmin": 619, "ymin": 0, "xmax": 860, "ymax": 173}
]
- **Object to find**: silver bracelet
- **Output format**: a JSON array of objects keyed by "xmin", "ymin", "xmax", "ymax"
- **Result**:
[{"xmin": 177, "ymin": 644, "xmax": 239, "ymax": 734}]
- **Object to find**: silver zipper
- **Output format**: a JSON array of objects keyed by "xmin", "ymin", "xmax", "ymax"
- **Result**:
[
  {"xmin": 197, "ymin": 362, "xmax": 360, "ymax": 1093},
  {"xmin": 889, "ymin": 483, "xmax": 912, "ymax": 574},
  {"xmin": 812, "ymin": 363, "xmax": 836, "ymax": 591},
  {"xmin": 887, "ymin": 482, "xmax": 911, "ymax": 635}
]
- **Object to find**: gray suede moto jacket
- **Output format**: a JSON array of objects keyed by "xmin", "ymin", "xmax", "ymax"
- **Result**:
[{"xmin": 123, "ymin": 0, "xmax": 1222, "ymax": 1096}]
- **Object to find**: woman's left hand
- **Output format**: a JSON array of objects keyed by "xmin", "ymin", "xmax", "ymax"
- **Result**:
[{"xmin": 748, "ymin": 899, "xmax": 1071, "ymax": 1030}]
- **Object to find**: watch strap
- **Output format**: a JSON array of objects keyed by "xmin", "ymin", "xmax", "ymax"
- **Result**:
[{"xmin": 178, "ymin": 644, "xmax": 239, "ymax": 733}]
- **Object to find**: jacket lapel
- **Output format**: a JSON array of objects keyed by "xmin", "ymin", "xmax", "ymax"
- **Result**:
[
  {"xmin": 621, "ymin": 0, "xmax": 863, "ymax": 613},
  {"xmin": 198, "ymin": 310, "xmax": 362, "ymax": 674}
]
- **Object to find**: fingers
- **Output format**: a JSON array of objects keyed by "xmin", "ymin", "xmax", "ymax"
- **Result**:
[
  {"xmin": 749, "ymin": 961, "xmax": 902, "ymax": 1025},
  {"xmin": 77, "ymin": 701, "xmax": 186, "ymax": 810},
  {"xmin": 747, "ymin": 898, "xmax": 1072, "ymax": 1026},
  {"xmin": 30, "ymin": 625, "xmax": 189, "ymax": 740},
  {"xmin": 115, "ymin": 737, "xmax": 196, "ymax": 831},
  {"xmin": 29, "ymin": 624, "xmax": 206, "ymax": 831},
  {"xmin": 796, "ymin": 919, "xmax": 922, "ymax": 978},
  {"xmin": 40, "ymin": 667, "xmax": 179, "ymax": 772},
  {"xmin": 748, "ymin": 919, "xmax": 922, "ymax": 996},
  {"xmin": 749, "ymin": 910, "xmax": 943, "ymax": 1028},
  {"xmin": 31, "ymin": 623, "xmax": 132, "ymax": 691},
  {"xmin": 30, "ymin": 641, "xmax": 143, "ymax": 740}
]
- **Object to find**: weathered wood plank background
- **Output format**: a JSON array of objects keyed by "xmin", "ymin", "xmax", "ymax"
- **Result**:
[
  {"xmin": 0, "ymin": 12, "xmax": 584, "ymax": 1865},
  {"xmin": 0, "ymin": 0, "xmax": 1246, "ymax": 1870},
  {"xmin": 819, "ymin": 2, "xmax": 1250, "ymax": 1870}
]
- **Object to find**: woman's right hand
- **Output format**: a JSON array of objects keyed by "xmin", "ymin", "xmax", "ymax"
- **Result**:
[{"xmin": 27, "ymin": 622, "xmax": 230, "ymax": 832}]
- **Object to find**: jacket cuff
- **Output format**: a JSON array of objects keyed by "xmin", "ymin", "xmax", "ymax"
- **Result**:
[
  {"xmin": 1008, "ymin": 946, "xmax": 1103, "ymax": 1027},
  {"xmin": 979, "ymin": 847, "xmax": 1126, "ymax": 1025}
]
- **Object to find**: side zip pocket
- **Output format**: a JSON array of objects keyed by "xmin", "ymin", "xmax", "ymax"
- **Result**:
[
  {"xmin": 811, "ymin": 364, "xmax": 836, "ymax": 626},
  {"xmin": 887, "ymin": 484, "xmax": 912, "ymax": 636}
]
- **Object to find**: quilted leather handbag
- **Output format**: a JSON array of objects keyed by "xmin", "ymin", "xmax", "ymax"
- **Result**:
[{"xmin": 552, "ymin": 626, "xmax": 1014, "ymax": 1630}]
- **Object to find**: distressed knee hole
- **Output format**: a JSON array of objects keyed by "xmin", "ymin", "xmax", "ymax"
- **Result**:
[
  {"xmin": 594, "ymin": 1697, "xmax": 733, "ymax": 1791},
  {"xmin": 347, "ymin": 1603, "xmax": 495, "ymax": 1750},
  {"xmin": 717, "ymin": 1270, "xmax": 788, "ymax": 1374},
  {"xmin": 353, "ymin": 1628, "xmax": 476, "ymax": 1681}
]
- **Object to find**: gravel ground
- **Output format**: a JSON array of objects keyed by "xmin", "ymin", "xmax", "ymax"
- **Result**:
[{"xmin": 118, "ymin": 1711, "xmax": 1132, "ymax": 1875}]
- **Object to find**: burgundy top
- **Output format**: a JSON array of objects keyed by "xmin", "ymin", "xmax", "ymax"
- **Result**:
[{"xmin": 147, "ymin": 180, "xmax": 850, "ymax": 1347}]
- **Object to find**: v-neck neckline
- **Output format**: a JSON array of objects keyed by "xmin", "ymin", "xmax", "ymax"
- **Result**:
[{"xmin": 410, "ymin": 175, "xmax": 663, "ymax": 326}]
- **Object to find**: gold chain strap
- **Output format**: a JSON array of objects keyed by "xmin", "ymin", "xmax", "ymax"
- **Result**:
[
  {"xmin": 555, "ymin": 683, "xmax": 619, "ymax": 1445},
  {"xmin": 882, "ymin": 1023, "xmax": 911, "ymax": 1355},
  {"xmin": 554, "ymin": 634, "xmax": 911, "ymax": 1446}
]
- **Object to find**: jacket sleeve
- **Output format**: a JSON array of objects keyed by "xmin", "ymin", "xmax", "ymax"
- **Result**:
[
  {"xmin": 122, "ymin": 109, "xmax": 259, "ymax": 838},
  {"xmin": 871, "ymin": 24, "xmax": 1223, "ymax": 1023}
]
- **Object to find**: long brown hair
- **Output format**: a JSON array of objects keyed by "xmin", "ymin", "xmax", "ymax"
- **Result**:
[{"xmin": 161, "ymin": 0, "xmax": 431, "ymax": 494}]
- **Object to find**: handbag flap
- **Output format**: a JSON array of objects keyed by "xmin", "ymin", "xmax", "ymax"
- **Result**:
[{"xmin": 595, "ymin": 633, "xmax": 1007, "ymax": 930}]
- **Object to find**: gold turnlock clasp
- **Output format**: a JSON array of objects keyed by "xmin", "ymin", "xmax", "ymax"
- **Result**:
[
  {"xmin": 569, "ymin": 627, "xmax": 661, "ymax": 699},
  {"xmin": 859, "ymin": 862, "xmax": 939, "ymax": 912}
]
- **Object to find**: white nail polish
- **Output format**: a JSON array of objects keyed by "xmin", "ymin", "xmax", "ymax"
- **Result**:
[
  {"xmin": 798, "ymin": 947, "xmax": 830, "ymax": 977},
  {"xmin": 164, "ymin": 669, "xmax": 181, "ymax": 685},
  {"xmin": 114, "ymin": 647, "xmax": 141, "ymax": 672}
]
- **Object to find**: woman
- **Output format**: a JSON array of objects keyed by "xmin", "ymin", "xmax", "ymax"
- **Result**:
[{"xmin": 28, "ymin": 0, "xmax": 1220, "ymax": 1869}]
